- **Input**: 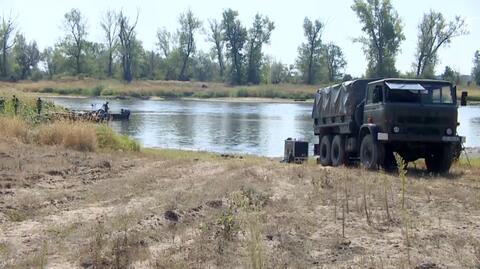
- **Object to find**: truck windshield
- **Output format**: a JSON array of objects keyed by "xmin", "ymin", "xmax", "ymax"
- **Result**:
[{"xmin": 386, "ymin": 83, "xmax": 453, "ymax": 104}]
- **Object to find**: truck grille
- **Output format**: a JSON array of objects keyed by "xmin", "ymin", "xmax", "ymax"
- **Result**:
[
  {"xmin": 405, "ymin": 127, "xmax": 440, "ymax": 136},
  {"xmin": 398, "ymin": 116, "xmax": 451, "ymax": 125}
]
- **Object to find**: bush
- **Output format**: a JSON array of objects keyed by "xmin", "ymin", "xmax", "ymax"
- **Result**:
[
  {"xmin": 90, "ymin": 86, "xmax": 104, "ymax": 96},
  {"xmin": 96, "ymin": 124, "xmax": 140, "ymax": 152}
]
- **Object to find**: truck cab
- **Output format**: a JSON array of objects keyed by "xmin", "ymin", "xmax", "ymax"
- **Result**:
[
  {"xmin": 359, "ymin": 79, "xmax": 463, "ymax": 172},
  {"xmin": 312, "ymin": 78, "xmax": 464, "ymax": 173}
]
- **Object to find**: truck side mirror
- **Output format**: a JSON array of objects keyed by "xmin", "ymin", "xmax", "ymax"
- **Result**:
[{"xmin": 460, "ymin": 91, "xmax": 468, "ymax": 106}]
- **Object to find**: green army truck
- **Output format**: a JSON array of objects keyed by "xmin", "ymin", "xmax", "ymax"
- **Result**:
[{"xmin": 312, "ymin": 78, "xmax": 465, "ymax": 173}]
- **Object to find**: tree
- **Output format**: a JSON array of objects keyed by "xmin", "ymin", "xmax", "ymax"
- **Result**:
[
  {"xmin": 323, "ymin": 43, "xmax": 347, "ymax": 82},
  {"xmin": 0, "ymin": 15, "xmax": 16, "ymax": 78},
  {"xmin": 472, "ymin": 51, "xmax": 480, "ymax": 85},
  {"xmin": 270, "ymin": 60, "xmax": 288, "ymax": 84},
  {"xmin": 42, "ymin": 47, "xmax": 64, "ymax": 78},
  {"xmin": 222, "ymin": 9, "xmax": 247, "ymax": 85},
  {"xmin": 442, "ymin": 66, "xmax": 459, "ymax": 84},
  {"xmin": 177, "ymin": 9, "xmax": 202, "ymax": 81},
  {"xmin": 246, "ymin": 14, "xmax": 275, "ymax": 84},
  {"xmin": 13, "ymin": 33, "xmax": 40, "ymax": 79},
  {"xmin": 193, "ymin": 51, "xmax": 216, "ymax": 82},
  {"xmin": 352, "ymin": 0, "xmax": 405, "ymax": 78},
  {"xmin": 62, "ymin": 8, "xmax": 87, "ymax": 75},
  {"xmin": 414, "ymin": 11, "xmax": 467, "ymax": 78},
  {"xmin": 296, "ymin": 17, "xmax": 324, "ymax": 84},
  {"xmin": 100, "ymin": 10, "xmax": 119, "ymax": 77},
  {"xmin": 156, "ymin": 28, "xmax": 176, "ymax": 59},
  {"xmin": 118, "ymin": 11, "xmax": 138, "ymax": 82},
  {"xmin": 207, "ymin": 19, "xmax": 225, "ymax": 78}
]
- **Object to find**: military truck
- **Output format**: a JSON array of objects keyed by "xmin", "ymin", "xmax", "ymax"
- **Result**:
[{"xmin": 312, "ymin": 78, "xmax": 464, "ymax": 173}]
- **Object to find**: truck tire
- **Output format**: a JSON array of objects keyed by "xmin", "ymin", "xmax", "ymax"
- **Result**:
[
  {"xmin": 425, "ymin": 144, "xmax": 454, "ymax": 174},
  {"xmin": 319, "ymin": 135, "xmax": 332, "ymax": 166},
  {"xmin": 360, "ymin": 134, "xmax": 380, "ymax": 170},
  {"xmin": 331, "ymin": 135, "xmax": 345, "ymax": 167}
]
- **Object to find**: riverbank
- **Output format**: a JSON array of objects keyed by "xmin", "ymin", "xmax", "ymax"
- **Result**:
[
  {"xmin": 1, "ymin": 131, "xmax": 480, "ymax": 268},
  {"xmin": 2, "ymin": 78, "xmax": 480, "ymax": 103},
  {"xmin": 0, "ymin": 79, "xmax": 317, "ymax": 101}
]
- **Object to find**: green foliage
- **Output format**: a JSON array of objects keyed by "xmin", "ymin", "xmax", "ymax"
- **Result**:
[
  {"xmin": 296, "ymin": 17, "xmax": 324, "ymax": 84},
  {"xmin": 414, "ymin": 11, "xmax": 467, "ymax": 78},
  {"xmin": 0, "ymin": 93, "xmax": 61, "ymax": 125},
  {"xmin": 13, "ymin": 33, "xmax": 40, "ymax": 79},
  {"xmin": 216, "ymin": 208, "xmax": 238, "ymax": 240},
  {"xmin": 222, "ymin": 9, "xmax": 248, "ymax": 85},
  {"xmin": 442, "ymin": 66, "xmax": 460, "ymax": 84},
  {"xmin": 472, "ymin": 50, "xmax": 480, "ymax": 86},
  {"xmin": 323, "ymin": 43, "xmax": 347, "ymax": 82},
  {"xmin": 246, "ymin": 14, "xmax": 275, "ymax": 85},
  {"xmin": 118, "ymin": 11, "xmax": 138, "ymax": 82},
  {"xmin": 62, "ymin": 8, "xmax": 87, "ymax": 75},
  {"xmin": 178, "ymin": 9, "xmax": 202, "ymax": 81},
  {"xmin": 352, "ymin": 0, "xmax": 405, "ymax": 78},
  {"xmin": 96, "ymin": 124, "xmax": 140, "ymax": 152}
]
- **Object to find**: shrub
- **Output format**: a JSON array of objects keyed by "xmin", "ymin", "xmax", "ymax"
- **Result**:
[
  {"xmin": 96, "ymin": 124, "xmax": 140, "ymax": 152},
  {"xmin": 90, "ymin": 86, "xmax": 104, "ymax": 96}
]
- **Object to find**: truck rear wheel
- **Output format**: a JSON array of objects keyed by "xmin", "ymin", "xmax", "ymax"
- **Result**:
[
  {"xmin": 331, "ymin": 135, "xmax": 345, "ymax": 167},
  {"xmin": 319, "ymin": 135, "xmax": 332, "ymax": 166},
  {"xmin": 425, "ymin": 144, "xmax": 454, "ymax": 174},
  {"xmin": 360, "ymin": 134, "xmax": 380, "ymax": 170}
]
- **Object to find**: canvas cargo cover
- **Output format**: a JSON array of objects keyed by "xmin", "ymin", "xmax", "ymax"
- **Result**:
[{"xmin": 312, "ymin": 80, "xmax": 367, "ymax": 120}]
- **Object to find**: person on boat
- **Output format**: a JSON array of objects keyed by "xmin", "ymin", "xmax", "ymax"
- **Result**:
[{"xmin": 102, "ymin": 102, "xmax": 110, "ymax": 114}]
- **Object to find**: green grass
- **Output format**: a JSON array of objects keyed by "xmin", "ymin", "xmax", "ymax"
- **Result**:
[{"xmin": 96, "ymin": 124, "xmax": 140, "ymax": 152}]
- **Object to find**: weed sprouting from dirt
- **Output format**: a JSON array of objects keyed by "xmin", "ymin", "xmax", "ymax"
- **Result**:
[
  {"xmin": 246, "ymin": 217, "xmax": 266, "ymax": 269},
  {"xmin": 396, "ymin": 154, "xmax": 411, "ymax": 265},
  {"xmin": 216, "ymin": 208, "xmax": 237, "ymax": 241}
]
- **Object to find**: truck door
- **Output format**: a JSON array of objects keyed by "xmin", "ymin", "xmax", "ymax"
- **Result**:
[{"xmin": 364, "ymin": 84, "xmax": 384, "ymax": 126}]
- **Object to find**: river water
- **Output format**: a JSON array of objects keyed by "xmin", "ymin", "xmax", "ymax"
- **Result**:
[{"xmin": 47, "ymin": 97, "xmax": 480, "ymax": 157}]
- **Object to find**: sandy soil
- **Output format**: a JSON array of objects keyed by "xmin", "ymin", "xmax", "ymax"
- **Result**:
[{"xmin": 1, "ymin": 138, "xmax": 480, "ymax": 268}]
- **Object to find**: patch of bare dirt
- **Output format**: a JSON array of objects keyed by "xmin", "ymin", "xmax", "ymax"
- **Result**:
[{"xmin": 1, "ymin": 137, "xmax": 480, "ymax": 268}]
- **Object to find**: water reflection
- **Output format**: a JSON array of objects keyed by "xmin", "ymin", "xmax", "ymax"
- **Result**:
[{"xmin": 46, "ymin": 97, "xmax": 479, "ymax": 156}]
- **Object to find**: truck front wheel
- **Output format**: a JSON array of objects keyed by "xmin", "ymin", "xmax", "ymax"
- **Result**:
[
  {"xmin": 331, "ymin": 135, "xmax": 345, "ymax": 167},
  {"xmin": 425, "ymin": 144, "xmax": 454, "ymax": 174},
  {"xmin": 360, "ymin": 134, "xmax": 380, "ymax": 170},
  {"xmin": 319, "ymin": 135, "xmax": 332, "ymax": 166}
]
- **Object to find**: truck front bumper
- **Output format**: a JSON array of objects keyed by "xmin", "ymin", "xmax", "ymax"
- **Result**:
[{"xmin": 377, "ymin": 132, "xmax": 465, "ymax": 143}]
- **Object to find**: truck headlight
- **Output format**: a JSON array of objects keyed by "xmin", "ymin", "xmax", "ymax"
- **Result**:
[
  {"xmin": 393, "ymin": 126, "xmax": 400, "ymax": 133},
  {"xmin": 446, "ymin": 128, "xmax": 453, "ymax": 135}
]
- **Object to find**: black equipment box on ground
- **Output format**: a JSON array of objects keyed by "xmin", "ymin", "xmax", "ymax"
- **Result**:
[{"xmin": 284, "ymin": 138, "xmax": 309, "ymax": 163}]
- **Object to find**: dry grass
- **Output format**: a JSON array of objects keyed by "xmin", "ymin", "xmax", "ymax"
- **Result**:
[
  {"xmin": 0, "ymin": 78, "xmax": 318, "ymax": 100},
  {"xmin": 0, "ymin": 115, "xmax": 138, "ymax": 152},
  {"xmin": 0, "ymin": 117, "xmax": 29, "ymax": 142},
  {"xmin": 36, "ymin": 121, "xmax": 97, "ymax": 151},
  {"xmin": 460, "ymin": 85, "xmax": 480, "ymax": 101},
  {"xmin": 1, "ymin": 136, "xmax": 480, "ymax": 268}
]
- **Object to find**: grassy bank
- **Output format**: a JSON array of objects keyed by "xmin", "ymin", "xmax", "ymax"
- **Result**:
[
  {"xmin": 0, "ymin": 78, "xmax": 317, "ymax": 100},
  {"xmin": 0, "ymin": 93, "xmax": 140, "ymax": 152},
  {"xmin": 461, "ymin": 85, "xmax": 480, "ymax": 102}
]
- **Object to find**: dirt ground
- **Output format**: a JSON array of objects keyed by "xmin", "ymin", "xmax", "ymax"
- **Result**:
[{"xmin": 1, "ymin": 138, "xmax": 480, "ymax": 268}]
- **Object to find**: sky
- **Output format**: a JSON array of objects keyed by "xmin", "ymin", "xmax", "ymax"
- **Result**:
[{"xmin": 1, "ymin": 0, "xmax": 479, "ymax": 77}]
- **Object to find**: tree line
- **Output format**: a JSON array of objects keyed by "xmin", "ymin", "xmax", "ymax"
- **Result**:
[{"xmin": 0, "ymin": 0, "xmax": 479, "ymax": 86}]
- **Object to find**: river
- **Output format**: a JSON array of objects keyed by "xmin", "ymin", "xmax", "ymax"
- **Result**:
[{"xmin": 46, "ymin": 97, "xmax": 480, "ymax": 157}]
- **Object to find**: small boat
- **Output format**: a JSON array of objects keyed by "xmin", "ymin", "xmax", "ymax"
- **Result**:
[{"xmin": 109, "ymin": 109, "xmax": 131, "ymax": 121}]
